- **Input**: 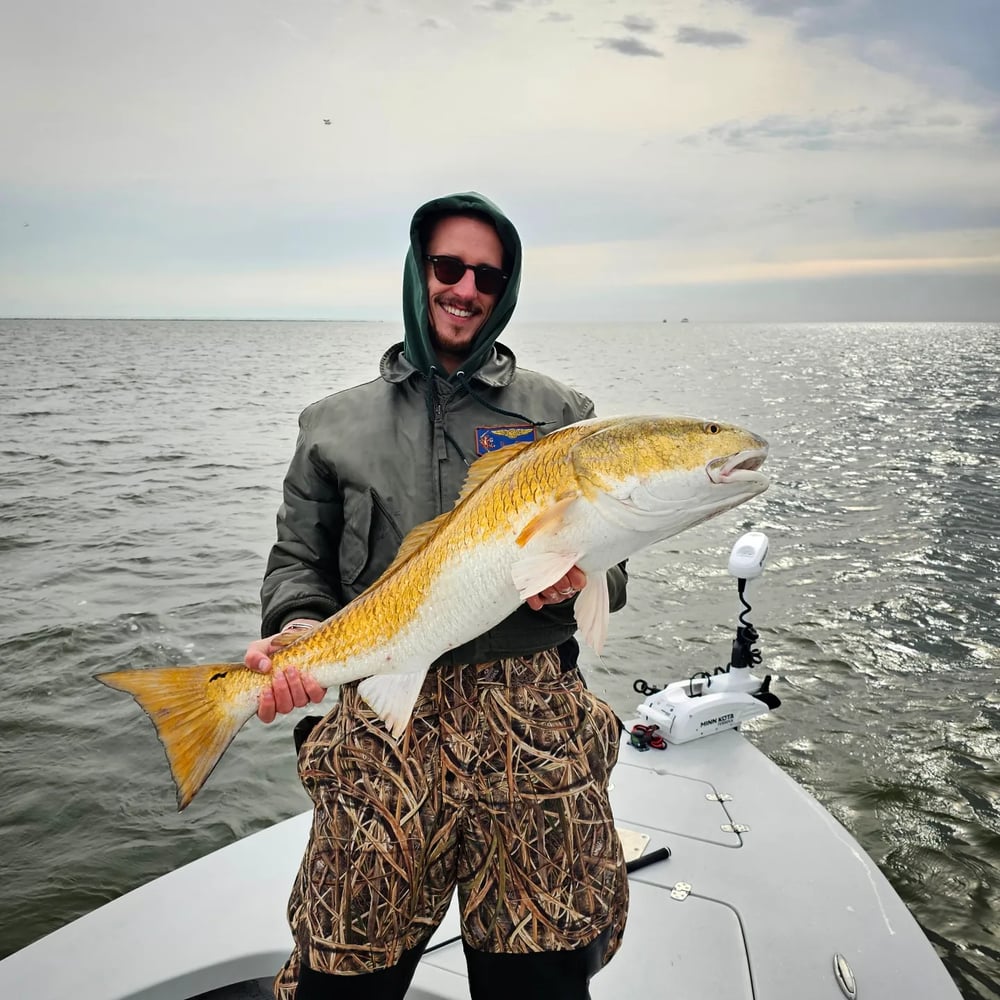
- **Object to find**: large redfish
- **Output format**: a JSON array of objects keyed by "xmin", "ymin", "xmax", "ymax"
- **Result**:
[{"xmin": 98, "ymin": 415, "xmax": 769, "ymax": 809}]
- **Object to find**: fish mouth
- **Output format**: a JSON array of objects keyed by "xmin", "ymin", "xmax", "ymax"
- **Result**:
[{"xmin": 707, "ymin": 448, "xmax": 769, "ymax": 485}]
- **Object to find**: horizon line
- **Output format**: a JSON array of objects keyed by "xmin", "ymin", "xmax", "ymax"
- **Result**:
[{"xmin": 1, "ymin": 316, "xmax": 997, "ymax": 325}]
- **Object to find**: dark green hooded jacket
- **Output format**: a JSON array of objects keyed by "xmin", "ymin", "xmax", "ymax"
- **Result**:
[{"xmin": 260, "ymin": 192, "xmax": 627, "ymax": 664}]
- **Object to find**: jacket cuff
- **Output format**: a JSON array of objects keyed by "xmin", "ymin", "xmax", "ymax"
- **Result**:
[{"xmin": 262, "ymin": 599, "xmax": 339, "ymax": 639}]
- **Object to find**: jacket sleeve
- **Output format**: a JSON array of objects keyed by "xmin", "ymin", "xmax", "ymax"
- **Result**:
[{"xmin": 259, "ymin": 420, "xmax": 345, "ymax": 638}]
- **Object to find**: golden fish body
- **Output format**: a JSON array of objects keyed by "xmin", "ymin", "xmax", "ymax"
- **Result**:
[{"xmin": 99, "ymin": 415, "xmax": 769, "ymax": 809}]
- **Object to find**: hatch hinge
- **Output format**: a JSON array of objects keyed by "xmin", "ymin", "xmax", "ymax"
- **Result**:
[
  {"xmin": 721, "ymin": 823, "xmax": 750, "ymax": 833},
  {"xmin": 670, "ymin": 882, "xmax": 692, "ymax": 900}
]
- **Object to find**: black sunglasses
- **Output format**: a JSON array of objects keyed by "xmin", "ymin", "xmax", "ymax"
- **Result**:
[{"xmin": 424, "ymin": 255, "xmax": 509, "ymax": 296}]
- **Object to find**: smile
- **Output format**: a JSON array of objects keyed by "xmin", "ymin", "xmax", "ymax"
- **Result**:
[{"xmin": 440, "ymin": 302, "xmax": 476, "ymax": 319}]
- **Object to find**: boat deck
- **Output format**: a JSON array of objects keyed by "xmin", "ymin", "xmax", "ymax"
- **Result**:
[{"xmin": 0, "ymin": 728, "xmax": 962, "ymax": 1000}]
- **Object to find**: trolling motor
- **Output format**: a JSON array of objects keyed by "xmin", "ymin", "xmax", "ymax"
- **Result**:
[{"xmin": 632, "ymin": 532, "xmax": 780, "ymax": 746}]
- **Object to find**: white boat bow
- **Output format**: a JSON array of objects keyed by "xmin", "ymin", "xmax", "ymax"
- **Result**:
[{"xmin": 0, "ymin": 727, "xmax": 960, "ymax": 1000}]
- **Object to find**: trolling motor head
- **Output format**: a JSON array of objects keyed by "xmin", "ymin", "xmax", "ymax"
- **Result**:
[
  {"xmin": 728, "ymin": 531, "xmax": 769, "ymax": 580},
  {"xmin": 631, "ymin": 531, "xmax": 780, "ymax": 746},
  {"xmin": 728, "ymin": 532, "xmax": 769, "ymax": 672}
]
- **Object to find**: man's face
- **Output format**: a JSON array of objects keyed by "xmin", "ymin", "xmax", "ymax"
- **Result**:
[{"xmin": 424, "ymin": 215, "xmax": 505, "ymax": 374}]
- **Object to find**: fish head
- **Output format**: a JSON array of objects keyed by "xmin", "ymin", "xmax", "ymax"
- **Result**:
[{"xmin": 571, "ymin": 416, "xmax": 769, "ymax": 538}]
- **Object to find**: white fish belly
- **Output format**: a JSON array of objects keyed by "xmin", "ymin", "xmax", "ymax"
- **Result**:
[
  {"xmin": 305, "ymin": 537, "xmax": 525, "ymax": 688},
  {"xmin": 303, "ymin": 488, "xmax": 699, "ymax": 689}
]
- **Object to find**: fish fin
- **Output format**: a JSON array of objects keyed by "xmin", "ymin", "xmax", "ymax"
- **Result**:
[
  {"xmin": 270, "ymin": 626, "xmax": 318, "ymax": 649},
  {"xmin": 455, "ymin": 442, "xmax": 534, "ymax": 504},
  {"xmin": 378, "ymin": 443, "xmax": 538, "ymax": 579},
  {"xmin": 511, "ymin": 552, "xmax": 582, "ymax": 602},
  {"xmin": 575, "ymin": 572, "xmax": 610, "ymax": 653},
  {"xmin": 515, "ymin": 493, "xmax": 580, "ymax": 547},
  {"xmin": 358, "ymin": 668, "xmax": 429, "ymax": 738},
  {"xmin": 382, "ymin": 512, "xmax": 453, "ymax": 575},
  {"xmin": 96, "ymin": 663, "xmax": 252, "ymax": 811}
]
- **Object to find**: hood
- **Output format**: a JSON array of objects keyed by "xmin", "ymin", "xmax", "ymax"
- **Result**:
[{"xmin": 402, "ymin": 191, "xmax": 522, "ymax": 379}]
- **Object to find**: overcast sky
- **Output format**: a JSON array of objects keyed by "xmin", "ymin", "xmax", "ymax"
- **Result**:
[{"xmin": 2, "ymin": 0, "xmax": 998, "ymax": 321}]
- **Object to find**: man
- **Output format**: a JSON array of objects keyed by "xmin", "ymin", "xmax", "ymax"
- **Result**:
[{"xmin": 245, "ymin": 192, "xmax": 629, "ymax": 1000}]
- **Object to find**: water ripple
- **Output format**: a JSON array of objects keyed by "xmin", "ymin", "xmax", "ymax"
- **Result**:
[{"xmin": 0, "ymin": 319, "xmax": 997, "ymax": 996}]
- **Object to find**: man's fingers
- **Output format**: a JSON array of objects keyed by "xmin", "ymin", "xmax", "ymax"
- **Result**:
[
  {"xmin": 525, "ymin": 568, "xmax": 590, "ymax": 610},
  {"xmin": 270, "ymin": 670, "xmax": 294, "ymax": 715},
  {"xmin": 257, "ymin": 688, "xmax": 277, "ymax": 724},
  {"xmin": 256, "ymin": 664, "xmax": 326, "ymax": 721},
  {"xmin": 284, "ymin": 669, "xmax": 310, "ymax": 710},
  {"xmin": 250, "ymin": 654, "xmax": 272, "ymax": 673},
  {"xmin": 547, "ymin": 569, "xmax": 587, "ymax": 602},
  {"xmin": 245, "ymin": 641, "xmax": 274, "ymax": 673},
  {"xmin": 304, "ymin": 676, "xmax": 327, "ymax": 703}
]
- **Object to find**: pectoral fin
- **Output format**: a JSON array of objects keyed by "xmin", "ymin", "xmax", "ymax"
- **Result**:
[
  {"xmin": 358, "ymin": 668, "xmax": 429, "ymax": 738},
  {"xmin": 511, "ymin": 552, "xmax": 582, "ymax": 602},
  {"xmin": 515, "ymin": 494, "xmax": 579, "ymax": 547},
  {"xmin": 574, "ymin": 572, "xmax": 610, "ymax": 653}
]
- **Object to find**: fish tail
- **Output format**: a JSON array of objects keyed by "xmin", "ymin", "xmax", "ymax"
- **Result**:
[{"xmin": 96, "ymin": 662, "xmax": 252, "ymax": 810}]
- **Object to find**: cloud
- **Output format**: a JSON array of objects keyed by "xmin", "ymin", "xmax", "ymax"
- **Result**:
[
  {"xmin": 980, "ymin": 111, "xmax": 1000, "ymax": 137},
  {"xmin": 686, "ymin": 105, "xmax": 976, "ymax": 151},
  {"xmin": 596, "ymin": 37, "xmax": 663, "ymax": 58},
  {"xmin": 729, "ymin": 0, "xmax": 1000, "ymax": 96},
  {"xmin": 0, "ymin": 263, "xmax": 401, "ymax": 320},
  {"xmin": 3, "ymin": 0, "xmax": 999, "ymax": 323},
  {"xmin": 665, "ymin": 253, "xmax": 1000, "ymax": 284},
  {"xmin": 622, "ymin": 15, "xmax": 657, "ymax": 33},
  {"xmin": 475, "ymin": 0, "xmax": 520, "ymax": 11},
  {"xmin": 676, "ymin": 25, "xmax": 748, "ymax": 48},
  {"xmin": 855, "ymin": 202, "xmax": 1000, "ymax": 241},
  {"xmin": 522, "ymin": 234, "xmax": 1000, "ymax": 321}
]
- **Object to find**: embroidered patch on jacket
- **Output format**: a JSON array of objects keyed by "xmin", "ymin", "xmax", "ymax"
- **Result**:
[{"xmin": 475, "ymin": 424, "xmax": 537, "ymax": 455}]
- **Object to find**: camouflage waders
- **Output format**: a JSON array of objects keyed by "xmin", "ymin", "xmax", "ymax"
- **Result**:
[{"xmin": 273, "ymin": 648, "xmax": 628, "ymax": 997}]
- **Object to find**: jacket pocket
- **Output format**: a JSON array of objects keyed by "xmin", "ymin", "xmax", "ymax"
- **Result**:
[{"xmin": 338, "ymin": 485, "xmax": 403, "ymax": 594}]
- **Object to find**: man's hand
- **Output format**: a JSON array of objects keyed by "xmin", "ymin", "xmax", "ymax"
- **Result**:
[
  {"xmin": 244, "ymin": 622, "xmax": 327, "ymax": 723},
  {"xmin": 525, "ymin": 565, "xmax": 587, "ymax": 611}
]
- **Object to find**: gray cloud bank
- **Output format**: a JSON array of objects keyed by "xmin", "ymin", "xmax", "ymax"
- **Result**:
[
  {"xmin": 596, "ymin": 36, "xmax": 663, "ymax": 58},
  {"xmin": 621, "ymin": 15, "xmax": 657, "ymax": 33},
  {"xmin": 676, "ymin": 25, "xmax": 748, "ymax": 48},
  {"xmin": 731, "ymin": 0, "xmax": 1000, "ymax": 96},
  {"xmin": 685, "ymin": 105, "xmax": 986, "ymax": 151}
]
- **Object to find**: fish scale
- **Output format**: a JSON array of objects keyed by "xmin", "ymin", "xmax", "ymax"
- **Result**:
[{"xmin": 98, "ymin": 414, "xmax": 769, "ymax": 809}]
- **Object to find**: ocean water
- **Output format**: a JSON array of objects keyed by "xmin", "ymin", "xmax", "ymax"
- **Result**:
[{"xmin": 0, "ymin": 319, "xmax": 997, "ymax": 997}]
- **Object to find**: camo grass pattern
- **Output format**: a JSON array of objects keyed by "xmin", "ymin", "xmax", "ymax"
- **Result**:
[{"xmin": 273, "ymin": 650, "xmax": 627, "ymax": 994}]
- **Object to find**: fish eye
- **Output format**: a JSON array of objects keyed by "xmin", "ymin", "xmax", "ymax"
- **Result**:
[{"xmin": 705, "ymin": 423, "xmax": 721, "ymax": 434}]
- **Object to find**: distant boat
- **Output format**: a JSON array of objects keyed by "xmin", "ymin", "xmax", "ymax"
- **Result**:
[{"xmin": 680, "ymin": 317, "xmax": 689, "ymax": 323}]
